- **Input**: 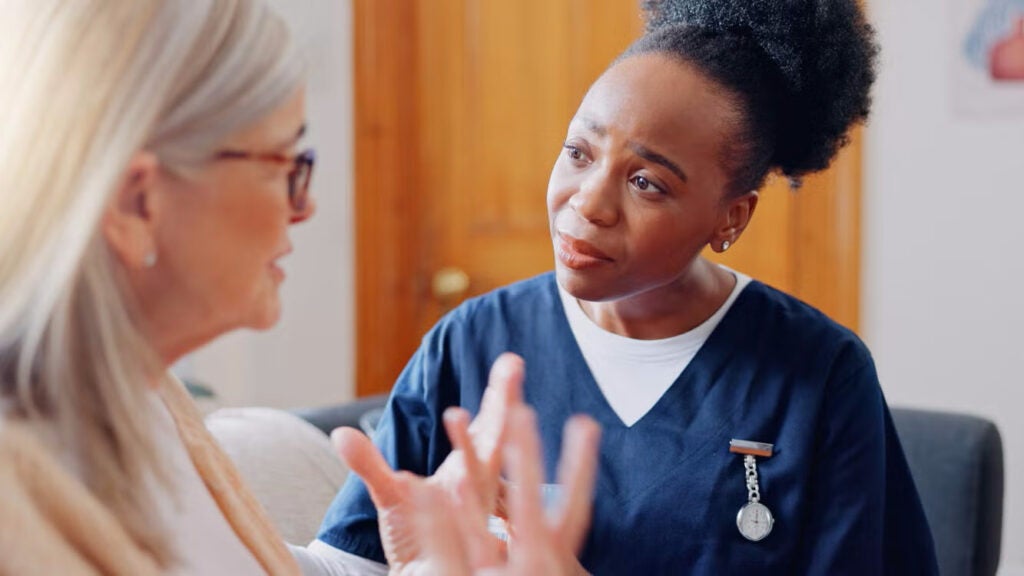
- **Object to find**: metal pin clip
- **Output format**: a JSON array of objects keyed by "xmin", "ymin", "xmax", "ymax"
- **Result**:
[{"xmin": 729, "ymin": 439, "xmax": 774, "ymax": 458}]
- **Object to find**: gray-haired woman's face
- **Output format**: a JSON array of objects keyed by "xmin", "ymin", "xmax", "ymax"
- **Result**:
[{"xmin": 144, "ymin": 87, "xmax": 314, "ymax": 357}]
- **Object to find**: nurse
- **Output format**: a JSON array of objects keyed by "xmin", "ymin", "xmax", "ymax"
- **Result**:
[{"xmin": 315, "ymin": 0, "xmax": 939, "ymax": 573}]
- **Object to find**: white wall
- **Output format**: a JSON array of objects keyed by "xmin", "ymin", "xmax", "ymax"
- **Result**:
[
  {"xmin": 864, "ymin": 1, "xmax": 1024, "ymax": 573},
  {"xmin": 180, "ymin": 0, "xmax": 356, "ymax": 410}
]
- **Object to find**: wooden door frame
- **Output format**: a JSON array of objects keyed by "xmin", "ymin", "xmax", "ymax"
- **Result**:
[
  {"xmin": 353, "ymin": 0, "xmax": 425, "ymax": 397},
  {"xmin": 353, "ymin": 1, "xmax": 863, "ymax": 397}
]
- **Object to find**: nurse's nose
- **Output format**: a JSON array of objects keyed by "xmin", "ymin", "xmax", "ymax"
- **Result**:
[{"xmin": 569, "ymin": 171, "xmax": 619, "ymax": 227}]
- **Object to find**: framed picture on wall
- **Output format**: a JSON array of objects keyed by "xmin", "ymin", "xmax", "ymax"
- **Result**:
[{"xmin": 953, "ymin": 0, "xmax": 1024, "ymax": 116}]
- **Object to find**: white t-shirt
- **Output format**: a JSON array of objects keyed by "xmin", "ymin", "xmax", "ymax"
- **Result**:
[{"xmin": 558, "ymin": 269, "xmax": 752, "ymax": 427}]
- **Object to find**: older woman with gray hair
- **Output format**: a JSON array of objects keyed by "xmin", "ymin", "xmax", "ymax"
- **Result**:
[{"xmin": 0, "ymin": 0, "xmax": 314, "ymax": 572}]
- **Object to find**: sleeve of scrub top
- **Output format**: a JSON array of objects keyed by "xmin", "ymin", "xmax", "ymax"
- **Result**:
[{"xmin": 791, "ymin": 349, "xmax": 938, "ymax": 575}]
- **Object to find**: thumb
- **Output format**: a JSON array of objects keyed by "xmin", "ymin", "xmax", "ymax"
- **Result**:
[{"xmin": 331, "ymin": 427, "xmax": 401, "ymax": 504}]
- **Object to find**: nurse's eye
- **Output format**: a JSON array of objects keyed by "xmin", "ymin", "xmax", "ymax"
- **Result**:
[
  {"xmin": 630, "ymin": 175, "xmax": 664, "ymax": 194},
  {"xmin": 562, "ymin": 143, "xmax": 587, "ymax": 163}
]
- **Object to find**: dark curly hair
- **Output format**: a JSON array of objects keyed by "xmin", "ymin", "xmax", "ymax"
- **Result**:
[{"xmin": 622, "ymin": 0, "xmax": 878, "ymax": 195}]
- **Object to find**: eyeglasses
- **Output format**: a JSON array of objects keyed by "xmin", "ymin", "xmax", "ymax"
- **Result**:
[{"xmin": 213, "ymin": 148, "xmax": 316, "ymax": 213}]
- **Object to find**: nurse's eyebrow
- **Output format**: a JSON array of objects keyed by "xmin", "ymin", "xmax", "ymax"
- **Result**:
[
  {"xmin": 575, "ymin": 116, "xmax": 689, "ymax": 183},
  {"xmin": 578, "ymin": 116, "xmax": 607, "ymax": 136},
  {"xmin": 628, "ymin": 143, "xmax": 688, "ymax": 183}
]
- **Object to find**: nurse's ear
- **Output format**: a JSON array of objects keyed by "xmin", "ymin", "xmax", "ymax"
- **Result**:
[
  {"xmin": 102, "ymin": 151, "xmax": 162, "ymax": 269},
  {"xmin": 711, "ymin": 190, "xmax": 758, "ymax": 253}
]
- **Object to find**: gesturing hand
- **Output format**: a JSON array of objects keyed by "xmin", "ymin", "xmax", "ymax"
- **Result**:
[
  {"xmin": 432, "ymin": 352, "xmax": 525, "ymax": 528},
  {"xmin": 489, "ymin": 407, "xmax": 600, "ymax": 575},
  {"xmin": 332, "ymin": 353, "xmax": 527, "ymax": 572},
  {"xmin": 334, "ymin": 404, "xmax": 601, "ymax": 576},
  {"xmin": 331, "ymin": 351, "xmax": 602, "ymax": 575}
]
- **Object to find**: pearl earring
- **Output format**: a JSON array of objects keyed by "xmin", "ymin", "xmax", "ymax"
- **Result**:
[
  {"xmin": 143, "ymin": 252, "xmax": 157, "ymax": 268},
  {"xmin": 721, "ymin": 240, "xmax": 731, "ymax": 252}
]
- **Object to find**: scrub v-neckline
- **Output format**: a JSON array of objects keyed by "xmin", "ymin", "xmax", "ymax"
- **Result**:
[{"xmin": 547, "ymin": 276, "xmax": 757, "ymax": 432}]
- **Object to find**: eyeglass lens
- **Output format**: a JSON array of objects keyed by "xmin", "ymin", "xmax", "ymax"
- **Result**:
[{"xmin": 288, "ymin": 155, "xmax": 314, "ymax": 212}]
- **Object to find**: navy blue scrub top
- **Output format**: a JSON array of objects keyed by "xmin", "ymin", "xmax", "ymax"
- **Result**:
[{"xmin": 318, "ymin": 273, "xmax": 939, "ymax": 575}]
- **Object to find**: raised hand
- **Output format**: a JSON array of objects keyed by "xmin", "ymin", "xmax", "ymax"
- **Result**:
[
  {"xmin": 331, "ymin": 353, "xmax": 526, "ymax": 572},
  {"xmin": 491, "ymin": 407, "xmax": 600, "ymax": 575},
  {"xmin": 431, "ymin": 353, "xmax": 525, "ymax": 523},
  {"xmin": 334, "ymin": 404, "xmax": 601, "ymax": 575}
]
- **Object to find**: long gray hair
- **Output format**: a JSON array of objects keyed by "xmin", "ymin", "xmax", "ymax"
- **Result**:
[{"xmin": 0, "ymin": 0, "xmax": 303, "ymax": 564}]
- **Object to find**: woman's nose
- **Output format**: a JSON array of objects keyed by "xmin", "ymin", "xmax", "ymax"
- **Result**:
[
  {"xmin": 290, "ymin": 197, "xmax": 316, "ymax": 224},
  {"xmin": 568, "ymin": 174, "xmax": 619, "ymax": 227}
]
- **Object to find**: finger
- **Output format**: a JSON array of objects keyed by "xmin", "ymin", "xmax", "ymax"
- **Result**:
[
  {"xmin": 493, "ymin": 478, "xmax": 510, "ymax": 520},
  {"xmin": 445, "ymin": 406, "xmax": 504, "ymax": 507},
  {"xmin": 469, "ymin": 353, "xmax": 525, "ymax": 469},
  {"xmin": 330, "ymin": 427, "xmax": 401, "ymax": 504},
  {"xmin": 553, "ymin": 415, "xmax": 601, "ymax": 553},
  {"xmin": 444, "ymin": 407, "xmax": 484, "ymax": 485},
  {"xmin": 443, "ymin": 407, "xmax": 510, "ymax": 568},
  {"xmin": 491, "ymin": 352, "xmax": 525, "ymax": 405},
  {"xmin": 450, "ymin": 469, "xmax": 506, "ymax": 569},
  {"xmin": 503, "ymin": 405, "xmax": 548, "ymax": 548},
  {"xmin": 473, "ymin": 353, "xmax": 524, "ymax": 434}
]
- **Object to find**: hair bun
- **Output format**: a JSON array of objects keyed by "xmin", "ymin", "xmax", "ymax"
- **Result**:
[
  {"xmin": 640, "ymin": 0, "xmax": 878, "ymax": 178},
  {"xmin": 641, "ymin": 0, "xmax": 811, "ymax": 91}
]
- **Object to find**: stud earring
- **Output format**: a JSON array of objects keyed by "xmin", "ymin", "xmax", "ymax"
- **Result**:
[
  {"xmin": 721, "ymin": 240, "xmax": 731, "ymax": 252},
  {"xmin": 143, "ymin": 252, "xmax": 157, "ymax": 268}
]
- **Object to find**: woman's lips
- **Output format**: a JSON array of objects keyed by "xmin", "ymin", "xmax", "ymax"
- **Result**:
[
  {"xmin": 556, "ymin": 232, "xmax": 613, "ymax": 270},
  {"xmin": 269, "ymin": 262, "xmax": 286, "ymax": 282},
  {"xmin": 269, "ymin": 245, "xmax": 292, "ymax": 282}
]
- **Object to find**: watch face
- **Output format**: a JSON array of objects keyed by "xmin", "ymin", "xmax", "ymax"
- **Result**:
[{"xmin": 736, "ymin": 502, "xmax": 774, "ymax": 542}]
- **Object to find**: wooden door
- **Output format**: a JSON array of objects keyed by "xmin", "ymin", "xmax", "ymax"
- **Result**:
[{"xmin": 354, "ymin": 0, "xmax": 862, "ymax": 397}]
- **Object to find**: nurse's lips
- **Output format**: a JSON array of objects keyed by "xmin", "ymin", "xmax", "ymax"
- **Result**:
[{"xmin": 556, "ymin": 232, "xmax": 613, "ymax": 270}]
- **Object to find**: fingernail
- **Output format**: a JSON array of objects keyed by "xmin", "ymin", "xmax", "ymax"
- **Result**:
[
  {"xmin": 444, "ymin": 407, "xmax": 467, "ymax": 425},
  {"xmin": 330, "ymin": 428, "xmax": 345, "ymax": 447}
]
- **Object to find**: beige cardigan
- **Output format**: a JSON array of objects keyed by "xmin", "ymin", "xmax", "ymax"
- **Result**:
[{"xmin": 0, "ymin": 376, "xmax": 301, "ymax": 576}]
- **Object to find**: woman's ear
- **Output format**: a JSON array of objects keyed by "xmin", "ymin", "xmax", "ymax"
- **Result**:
[
  {"xmin": 711, "ymin": 191, "xmax": 759, "ymax": 252},
  {"xmin": 102, "ymin": 151, "xmax": 162, "ymax": 269}
]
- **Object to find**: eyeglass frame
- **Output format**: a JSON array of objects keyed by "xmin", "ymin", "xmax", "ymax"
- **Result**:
[{"xmin": 212, "ymin": 148, "xmax": 316, "ymax": 212}]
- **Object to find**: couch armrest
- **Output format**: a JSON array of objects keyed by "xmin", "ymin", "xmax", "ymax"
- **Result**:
[{"xmin": 891, "ymin": 407, "xmax": 1003, "ymax": 576}]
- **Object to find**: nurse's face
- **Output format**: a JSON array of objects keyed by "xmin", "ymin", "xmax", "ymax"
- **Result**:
[{"xmin": 547, "ymin": 53, "xmax": 748, "ymax": 303}]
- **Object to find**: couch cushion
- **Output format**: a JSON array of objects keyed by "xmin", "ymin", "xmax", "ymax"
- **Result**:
[{"xmin": 205, "ymin": 408, "xmax": 348, "ymax": 546}]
